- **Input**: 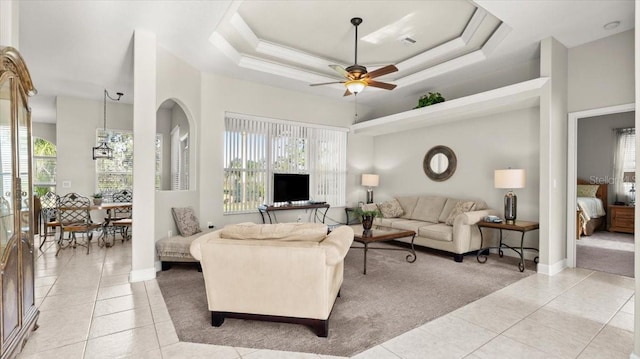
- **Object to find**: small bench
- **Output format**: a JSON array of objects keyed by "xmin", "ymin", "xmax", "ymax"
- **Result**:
[{"xmin": 156, "ymin": 228, "xmax": 215, "ymax": 271}]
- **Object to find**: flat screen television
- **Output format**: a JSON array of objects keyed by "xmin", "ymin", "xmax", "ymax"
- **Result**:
[{"xmin": 273, "ymin": 173, "xmax": 310, "ymax": 203}]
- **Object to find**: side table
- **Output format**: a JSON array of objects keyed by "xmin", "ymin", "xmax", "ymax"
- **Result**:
[{"xmin": 476, "ymin": 220, "xmax": 539, "ymax": 272}]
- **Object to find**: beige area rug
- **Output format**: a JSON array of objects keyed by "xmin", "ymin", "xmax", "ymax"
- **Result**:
[
  {"xmin": 577, "ymin": 231, "xmax": 634, "ymax": 278},
  {"xmin": 156, "ymin": 243, "xmax": 534, "ymax": 357}
]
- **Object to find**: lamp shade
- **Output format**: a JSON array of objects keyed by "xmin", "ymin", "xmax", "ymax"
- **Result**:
[
  {"xmin": 345, "ymin": 79, "xmax": 366, "ymax": 94},
  {"xmin": 624, "ymin": 171, "xmax": 636, "ymax": 183},
  {"xmin": 361, "ymin": 174, "xmax": 379, "ymax": 187},
  {"xmin": 494, "ymin": 169, "xmax": 525, "ymax": 189}
]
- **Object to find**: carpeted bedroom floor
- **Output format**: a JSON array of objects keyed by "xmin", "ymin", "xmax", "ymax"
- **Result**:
[{"xmin": 576, "ymin": 231, "xmax": 634, "ymax": 277}]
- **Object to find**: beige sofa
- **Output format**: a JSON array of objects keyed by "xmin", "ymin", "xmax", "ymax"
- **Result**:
[
  {"xmin": 190, "ymin": 222, "xmax": 354, "ymax": 337},
  {"xmin": 372, "ymin": 196, "xmax": 498, "ymax": 262}
]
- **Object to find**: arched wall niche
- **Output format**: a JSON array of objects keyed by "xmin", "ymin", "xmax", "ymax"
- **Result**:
[{"xmin": 156, "ymin": 98, "xmax": 196, "ymax": 191}]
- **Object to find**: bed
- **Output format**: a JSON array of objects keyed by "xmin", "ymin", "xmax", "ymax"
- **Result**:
[{"xmin": 577, "ymin": 179, "xmax": 608, "ymax": 237}]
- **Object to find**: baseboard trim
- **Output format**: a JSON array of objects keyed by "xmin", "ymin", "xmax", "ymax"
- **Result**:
[
  {"xmin": 629, "ymin": 351, "xmax": 640, "ymax": 359},
  {"xmin": 155, "ymin": 260, "xmax": 162, "ymax": 272},
  {"xmin": 129, "ymin": 267, "xmax": 157, "ymax": 282},
  {"xmin": 537, "ymin": 258, "xmax": 567, "ymax": 276}
]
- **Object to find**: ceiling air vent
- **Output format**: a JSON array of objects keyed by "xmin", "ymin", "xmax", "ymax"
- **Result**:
[{"xmin": 400, "ymin": 37, "xmax": 416, "ymax": 46}]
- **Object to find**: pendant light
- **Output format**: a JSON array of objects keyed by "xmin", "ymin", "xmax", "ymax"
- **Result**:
[{"xmin": 92, "ymin": 89, "xmax": 123, "ymax": 160}]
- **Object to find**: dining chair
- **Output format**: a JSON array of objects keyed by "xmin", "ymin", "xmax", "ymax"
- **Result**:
[
  {"xmin": 56, "ymin": 193, "xmax": 102, "ymax": 256},
  {"xmin": 110, "ymin": 189, "xmax": 132, "ymax": 242},
  {"xmin": 39, "ymin": 191, "xmax": 60, "ymax": 250}
]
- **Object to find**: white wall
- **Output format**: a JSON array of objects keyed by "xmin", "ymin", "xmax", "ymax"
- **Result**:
[
  {"xmin": 131, "ymin": 29, "xmax": 157, "ymax": 281},
  {"xmin": 539, "ymin": 37, "xmax": 568, "ymax": 274},
  {"xmin": 372, "ymin": 107, "xmax": 540, "ymax": 247},
  {"xmin": 368, "ymin": 58, "xmax": 540, "ymax": 119},
  {"xmin": 577, "ymin": 111, "xmax": 635, "ymax": 204},
  {"xmin": 200, "ymin": 72, "xmax": 373, "ymax": 227},
  {"xmin": 633, "ymin": 5, "xmax": 640, "ymax": 357},
  {"xmin": 55, "ymin": 96, "xmax": 132, "ymax": 197},
  {"xmin": 568, "ymin": 30, "xmax": 634, "ymax": 113},
  {"xmin": 154, "ymin": 46, "xmax": 201, "ymax": 246},
  {"xmin": 32, "ymin": 122, "xmax": 55, "ymax": 144}
]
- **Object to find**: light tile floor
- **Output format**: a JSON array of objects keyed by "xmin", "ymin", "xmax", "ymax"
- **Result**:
[{"xmin": 18, "ymin": 235, "xmax": 635, "ymax": 359}]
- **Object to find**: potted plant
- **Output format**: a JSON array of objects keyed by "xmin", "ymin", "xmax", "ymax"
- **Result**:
[
  {"xmin": 414, "ymin": 92, "xmax": 445, "ymax": 109},
  {"xmin": 354, "ymin": 206, "xmax": 382, "ymax": 231},
  {"xmin": 92, "ymin": 193, "xmax": 103, "ymax": 205}
]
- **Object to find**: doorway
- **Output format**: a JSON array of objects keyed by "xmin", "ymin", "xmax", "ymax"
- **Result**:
[{"xmin": 567, "ymin": 103, "xmax": 635, "ymax": 277}]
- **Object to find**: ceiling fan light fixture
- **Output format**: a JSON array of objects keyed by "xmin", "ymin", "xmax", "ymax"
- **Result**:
[{"xmin": 345, "ymin": 79, "xmax": 367, "ymax": 94}]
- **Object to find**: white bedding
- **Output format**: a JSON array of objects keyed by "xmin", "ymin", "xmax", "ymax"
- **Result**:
[{"xmin": 577, "ymin": 196, "xmax": 606, "ymax": 224}]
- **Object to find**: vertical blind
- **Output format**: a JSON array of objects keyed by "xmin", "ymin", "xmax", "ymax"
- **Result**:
[{"xmin": 224, "ymin": 112, "xmax": 347, "ymax": 214}]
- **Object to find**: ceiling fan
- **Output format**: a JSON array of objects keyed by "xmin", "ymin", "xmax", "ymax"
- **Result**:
[{"xmin": 311, "ymin": 17, "xmax": 398, "ymax": 96}]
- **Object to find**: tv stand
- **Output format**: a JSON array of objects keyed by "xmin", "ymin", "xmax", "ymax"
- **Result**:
[{"xmin": 258, "ymin": 203, "xmax": 330, "ymax": 224}]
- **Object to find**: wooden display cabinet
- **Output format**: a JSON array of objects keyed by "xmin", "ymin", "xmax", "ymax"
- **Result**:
[{"xmin": 0, "ymin": 47, "xmax": 39, "ymax": 358}]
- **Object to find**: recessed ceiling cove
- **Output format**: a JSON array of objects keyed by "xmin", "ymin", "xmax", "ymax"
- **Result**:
[{"xmin": 211, "ymin": 0, "xmax": 508, "ymax": 93}]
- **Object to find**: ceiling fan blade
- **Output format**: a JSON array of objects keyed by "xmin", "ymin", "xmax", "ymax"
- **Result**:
[
  {"xmin": 329, "ymin": 65, "xmax": 351, "ymax": 79},
  {"xmin": 310, "ymin": 81, "xmax": 345, "ymax": 87},
  {"xmin": 343, "ymin": 88, "xmax": 352, "ymax": 97},
  {"xmin": 367, "ymin": 80, "xmax": 397, "ymax": 90},
  {"xmin": 366, "ymin": 64, "xmax": 398, "ymax": 79}
]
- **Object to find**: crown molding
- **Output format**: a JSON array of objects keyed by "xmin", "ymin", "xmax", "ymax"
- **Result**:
[{"xmin": 210, "ymin": 5, "xmax": 509, "ymax": 93}]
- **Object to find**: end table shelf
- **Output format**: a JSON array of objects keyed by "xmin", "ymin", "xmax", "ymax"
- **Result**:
[{"xmin": 476, "ymin": 220, "xmax": 539, "ymax": 272}]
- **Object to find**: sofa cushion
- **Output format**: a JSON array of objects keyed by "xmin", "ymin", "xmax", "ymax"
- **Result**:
[
  {"xmin": 171, "ymin": 207, "xmax": 202, "ymax": 237},
  {"xmin": 396, "ymin": 196, "xmax": 419, "ymax": 219},
  {"xmin": 375, "ymin": 218, "xmax": 410, "ymax": 227},
  {"xmin": 410, "ymin": 196, "xmax": 447, "ymax": 223},
  {"xmin": 445, "ymin": 201, "xmax": 476, "ymax": 226},
  {"xmin": 418, "ymin": 223, "xmax": 453, "ymax": 242},
  {"xmin": 391, "ymin": 220, "xmax": 429, "ymax": 234},
  {"xmin": 220, "ymin": 222, "xmax": 327, "ymax": 242},
  {"xmin": 378, "ymin": 198, "xmax": 404, "ymax": 218}
]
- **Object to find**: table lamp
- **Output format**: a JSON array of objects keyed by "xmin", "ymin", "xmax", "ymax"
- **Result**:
[
  {"xmin": 494, "ymin": 169, "xmax": 525, "ymax": 223},
  {"xmin": 361, "ymin": 174, "xmax": 379, "ymax": 204},
  {"xmin": 624, "ymin": 171, "xmax": 636, "ymax": 206}
]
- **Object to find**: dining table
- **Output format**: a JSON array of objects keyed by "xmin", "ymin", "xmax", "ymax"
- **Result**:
[{"xmin": 90, "ymin": 202, "xmax": 132, "ymax": 247}]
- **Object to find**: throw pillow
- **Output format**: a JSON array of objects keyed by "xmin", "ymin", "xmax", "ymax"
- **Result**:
[
  {"xmin": 577, "ymin": 184, "xmax": 599, "ymax": 198},
  {"xmin": 171, "ymin": 207, "xmax": 202, "ymax": 237},
  {"xmin": 445, "ymin": 201, "xmax": 476, "ymax": 226},
  {"xmin": 378, "ymin": 198, "xmax": 404, "ymax": 218}
]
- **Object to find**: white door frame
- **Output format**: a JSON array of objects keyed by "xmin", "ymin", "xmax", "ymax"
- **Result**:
[{"xmin": 566, "ymin": 103, "xmax": 635, "ymax": 268}]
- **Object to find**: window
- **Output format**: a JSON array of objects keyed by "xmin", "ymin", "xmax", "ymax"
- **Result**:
[
  {"xmin": 224, "ymin": 112, "xmax": 347, "ymax": 214},
  {"xmin": 96, "ymin": 129, "xmax": 163, "ymax": 198},
  {"xmin": 33, "ymin": 138, "xmax": 56, "ymax": 197},
  {"xmin": 613, "ymin": 127, "xmax": 635, "ymax": 202},
  {"xmin": 170, "ymin": 126, "xmax": 189, "ymax": 190}
]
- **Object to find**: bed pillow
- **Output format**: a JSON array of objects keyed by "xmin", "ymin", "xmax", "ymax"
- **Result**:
[
  {"xmin": 577, "ymin": 184, "xmax": 599, "ymax": 198},
  {"xmin": 378, "ymin": 199, "xmax": 404, "ymax": 218},
  {"xmin": 445, "ymin": 201, "xmax": 476, "ymax": 226},
  {"xmin": 171, "ymin": 207, "xmax": 202, "ymax": 237}
]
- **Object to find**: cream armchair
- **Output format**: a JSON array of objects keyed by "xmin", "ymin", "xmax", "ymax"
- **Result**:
[{"xmin": 190, "ymin": 223, "xmax": 354, "ymax": 337}]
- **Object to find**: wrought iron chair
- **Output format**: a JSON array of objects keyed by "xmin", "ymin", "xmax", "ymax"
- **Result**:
[
  {"xmin": 39, "ymin": 191, "xmax": 60, "ymax": 250},
  {"xmin": 56, "ymin": 193, "xmax": 102, "ymax": 256},
  {"xmin": 109, "ymin": 189, "xmax": 132, "ymax": 242}
]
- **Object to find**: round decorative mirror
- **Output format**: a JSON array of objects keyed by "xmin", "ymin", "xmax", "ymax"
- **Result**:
[{"xmin": 423, "ymin": 145, "xmax": 457, "ymax": 181}]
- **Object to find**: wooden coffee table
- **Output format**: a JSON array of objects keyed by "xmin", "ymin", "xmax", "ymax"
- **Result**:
[{"xmin": 349, "ymin": 225, "xmax": 417, "ymax": 274}]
